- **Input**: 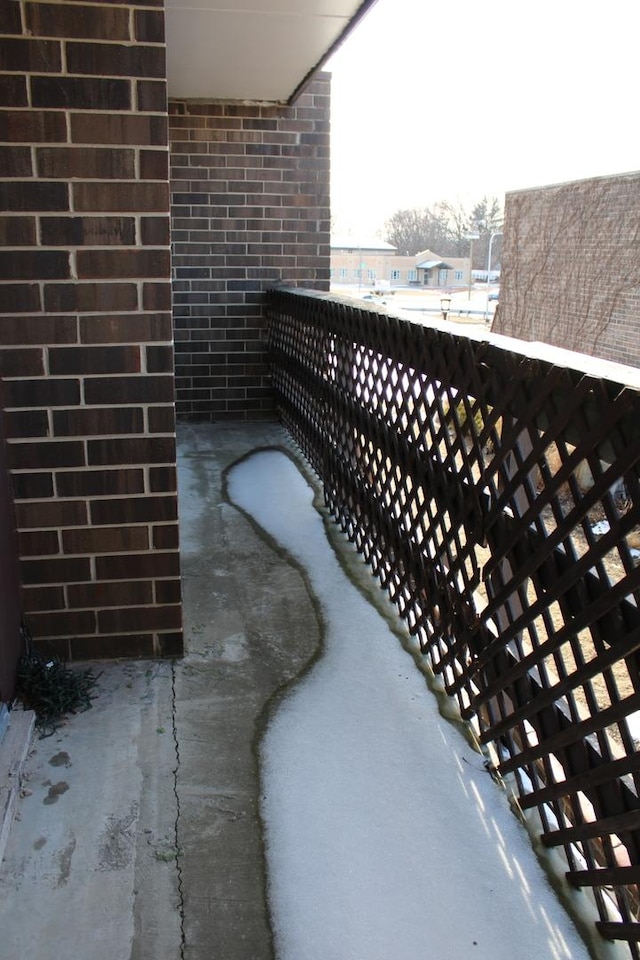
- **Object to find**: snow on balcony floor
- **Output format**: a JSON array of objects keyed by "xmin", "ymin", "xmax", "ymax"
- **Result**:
[{"xmin": 227, "ymin": 449, "xmax": 602, "ymax": 960}]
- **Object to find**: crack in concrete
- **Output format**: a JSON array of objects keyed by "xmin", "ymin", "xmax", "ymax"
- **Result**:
[{"xmin": 170, "ymin": 659, "xmax": 186, "ymax": 960}]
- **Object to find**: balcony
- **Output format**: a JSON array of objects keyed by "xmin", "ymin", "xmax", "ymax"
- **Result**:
[
  {"xmin": 2, "ymin": 2, "xmax": 640, "ymax": 955},
  {"xmin": 3, "ymin": 290, "xmax": 640, "ymax": 958}
]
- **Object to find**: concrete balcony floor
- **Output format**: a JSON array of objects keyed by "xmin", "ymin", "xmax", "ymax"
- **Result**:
[
  {"xmin": 0, "ymin": 422, "xmax": 309, "ymax": 960},
  {"xmin": 0, "ymin": 423, "xmax": 597, "ymax": 960}
]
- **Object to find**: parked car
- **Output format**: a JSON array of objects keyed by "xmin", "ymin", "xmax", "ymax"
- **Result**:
[{"xmin": 488, "ymin": 290, "xmax": 499, "ymax": 302}]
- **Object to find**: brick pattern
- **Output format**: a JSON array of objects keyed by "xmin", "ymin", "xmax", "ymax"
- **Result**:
[
  {"xmin": 0, "ymin": 0, "xmax": 183, "ymax": 660},
  {"xmin": 169, "ymin": 74, "xmax": 331, "ymax": 420},
  {"xmin": 494, "ymin": 172, "xmax": 640, "ymax": 368}
]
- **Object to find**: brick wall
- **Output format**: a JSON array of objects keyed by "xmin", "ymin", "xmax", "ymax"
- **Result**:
[
  {"xmin": 493, "ymin": 172, "xmax": 640, "ymax": 367},
  {"xmin": 169, "ymin": 73, "xmax": 331, "ymax": 420},
  {"xmin": 0, "ymin": 401, "xmax": 22, "ymax": 701},
  {"xmin": 0, "ymin": 0, "xmax": 183, "ymax": 660}
]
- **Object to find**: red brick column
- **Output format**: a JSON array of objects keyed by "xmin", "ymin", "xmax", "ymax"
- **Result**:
[{"xmin": 0, "ymin": 0, "xmax": 182, "ymax": 659}]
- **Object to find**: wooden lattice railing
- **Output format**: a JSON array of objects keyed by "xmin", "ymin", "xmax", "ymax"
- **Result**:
[{"xmin": 267, "ymin": 286, "xmax": 640, "ymax": 955}]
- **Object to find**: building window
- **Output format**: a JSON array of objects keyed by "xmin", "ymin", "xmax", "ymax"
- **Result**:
[
  {"xmin": 354, "ymin": 269, "xmax": 362, "ymax": 279},
  {"xmin": 391, "ymin": 269, "xmax": 401, "ymax": 281},
  {"xmin": 339, "ymin": 267, "xmax": 348, "ymax": 280},
  {"xmin": 408, "ymin": 269, "xmax": 417, "ymax": 282},
  {"xmin": 367, "ymin": 269, "xmax": 375, "ymax": 281},
  {"xmin": 454, "ymin": 270, "xmax": 463, "ymax": 281}
]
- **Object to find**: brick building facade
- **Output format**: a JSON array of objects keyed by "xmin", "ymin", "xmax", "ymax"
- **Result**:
[
  {"xmin": 0, "ymin": 0, "xmax": 182, "ymax": 661},
  {"xmin": 493, "ymin": 171, "xmax": 640, "ymax": 368},
  {"xmin": 169, "ymin": 77, "xmax": 331, "ymax": 420},
  {"xmin": 330, "ymin": 240, "xmax": 470, "ymax": 289}
]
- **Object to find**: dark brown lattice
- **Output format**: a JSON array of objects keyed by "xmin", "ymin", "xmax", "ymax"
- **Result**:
[{"xmin": 268, "ymin": 288, "xmax": 640, "ymax": 955}]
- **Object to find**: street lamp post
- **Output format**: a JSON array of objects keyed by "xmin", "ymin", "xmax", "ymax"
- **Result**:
[
  {"xmin": 465, "ymin": 232, "xmax": 480, "ymax": 300},
  {"xmin": 484, "ymin": 231, "xmax": 503, "ymax": 322}
]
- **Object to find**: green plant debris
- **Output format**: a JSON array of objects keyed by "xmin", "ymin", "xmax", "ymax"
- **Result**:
[
  {"xmin": 16, "ymin": 650, "xmax": 100, "ymax": 737},
  {"xmin": 154, "ymin": 848, "xmax": 178, "ymax": 862}
]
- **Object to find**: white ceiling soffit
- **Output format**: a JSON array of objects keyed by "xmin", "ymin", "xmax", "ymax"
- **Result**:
[{"xmin": 165, "ymin": 0, "xmax": 377, "ymax": 103}]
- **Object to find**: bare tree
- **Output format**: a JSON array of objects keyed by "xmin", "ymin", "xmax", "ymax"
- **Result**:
[
  {"xmin": 384, "ymin": 208, "xmax": 436, "ymax": 255},
  {"xmin": 470, "ymin": 196, "xmax": 504, "ymax": 269},
  {"xmin": 437, "ymin": 200, "xmax": 477, "ymax": 256},
  {"xmin": 384, "ymin": 197, "xmax": 504, "ymax": 262}
]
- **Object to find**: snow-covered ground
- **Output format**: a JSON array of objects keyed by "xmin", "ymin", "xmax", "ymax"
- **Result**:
[
  {"xmin": 332, "ymin": 283, "xmax": 497, "ymax": 309},
  {"xmin": 228, "ymin": 449, "xmax": 615, "ymax": 960}
]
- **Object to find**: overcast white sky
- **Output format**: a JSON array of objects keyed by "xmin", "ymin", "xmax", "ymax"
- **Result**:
[{"xmin": 328, "ymin": 0, "xmax": 640, "ymax": 237}]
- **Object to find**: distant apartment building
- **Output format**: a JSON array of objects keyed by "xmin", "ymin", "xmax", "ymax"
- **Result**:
[{"xmin": 330, "ymin": 239, "xmax": 470, "ymax": 289}]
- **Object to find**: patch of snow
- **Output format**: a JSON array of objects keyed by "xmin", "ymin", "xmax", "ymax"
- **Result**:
[
  {"xmin": 228, "ymin": 450, "xmax": 613, "ymax": 960},
  {"xmin": 626, "ymin": 711, "xmax": 640, "ymax": 743}
]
